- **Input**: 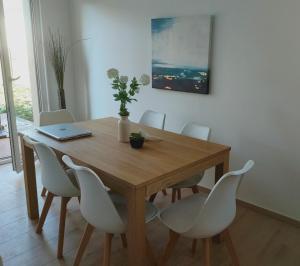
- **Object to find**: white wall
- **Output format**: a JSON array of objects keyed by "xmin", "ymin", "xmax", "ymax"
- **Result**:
[{"xmin": 68, "ymin": 0, "xmax": 300, "ymax": 220}]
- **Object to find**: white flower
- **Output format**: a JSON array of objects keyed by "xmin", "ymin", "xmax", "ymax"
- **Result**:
[
  {"xmin": 107, "ymin": 68, "xmax": 119, "ymax": 79},
  {"xmin": 140, "ymin": 74, "xmax": 150, "ymax": 86},
  {"xmin": 120, "ymin": 75, "xmax": 128, "ymax": 83}
]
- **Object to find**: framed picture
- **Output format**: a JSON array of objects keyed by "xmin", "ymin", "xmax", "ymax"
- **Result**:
[{"xmin": 152, "ymin": 15, "xmax": 212, "ymax": 94}]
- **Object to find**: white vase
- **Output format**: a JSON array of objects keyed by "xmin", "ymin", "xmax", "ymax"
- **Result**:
[{"xmin": 118, "ymin": 116, "xmax": 130, "ymax": 142}]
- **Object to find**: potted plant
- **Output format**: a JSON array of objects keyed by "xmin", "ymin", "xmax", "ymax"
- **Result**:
[
  {"xmin": 107, "ymin": 68, "xmax": 150, "ymax": 142},
  {"xmin": 47, "ymin": 30, "xmax": 85, "ymax": 109},
  {"xmin": 47, "ymin": 30, "xmax": 68, "ymax": 109},
  {"xmin": 129, "ymin": 132, "xmax": 145, "ymax": 149}
]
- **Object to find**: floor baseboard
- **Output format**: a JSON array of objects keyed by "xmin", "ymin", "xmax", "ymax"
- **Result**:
[{"xmin": 196, "ymin": 185, "xmax": 300, "ymax": 228}]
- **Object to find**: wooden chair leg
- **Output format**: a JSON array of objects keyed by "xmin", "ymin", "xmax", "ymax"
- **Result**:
[
  {"xmin": 191, "ymin": 185, "xmax": 199, "ymax": 194},
  {"xmin": 73, "ymin": 223, "xmax": 95, "ymax": 266},
  {"xmin": 213, "ymin": 234, "xmax": 222, "ymax": 244},
  {"xmin": 36, "ymin": 192, "xmax": 54, "ymax": 234},
  {"xmin": 171, "ymin": 189, "xmax": 176, "ymax": 203},
  {"xmin": 203, "ymin": 238, "xmax": 212, "ymax": 266},
  {"xmin": 121, "ymin": 233, "xmax": 127, "ymax": 248},
  {"xmin": 149, "ymin": 193, "xmax": 158, "ymax": 203},
  {"xmin": 41, "ymin": 187, "xmax": 47, "ymax": 197},
  {"xmin": 57, "ymin": 197, "xmax": 70, "ymax": 259},
  {"xmin": 223, "ymin": 229, "xmax": 240, "ymax": 266},
  {"xmin": 146, "ymin": 238, "xmax": 157, "ymax": 266},
  {"xmin": 192, "ymin": 239, "xmax": 197, "ymax": 255},
  {"xmin": 103, "ymin": 233, "xmax": 113, "ymax": 266},
  {"xmin": 177, "ymin": 189, "xmax": 181, "ymax": 200},
  {"xmin": 158, "ymin": 230, "xmax": 180, "ymax": 266},
  {"xmin": 162, "ymin": 189, "xmax": 167, "ymax": 196}
]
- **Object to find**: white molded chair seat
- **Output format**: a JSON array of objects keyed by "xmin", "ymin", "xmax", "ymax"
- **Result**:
[
  {"xmin": 161, "ymin": 160, "xmax": 254, "ymax": 237},
  {"xmin": 23, "ymin": 136, "xmax": 80, "ymax": 197},
  {"xmin": 181, "ymin": 123, "xmax": 210, "ymax": 140},
  {"xmin": 158, "ymin": 160, "xmax": 254, "ymax": 266},
  {"xmin": 149, "ymin": 121, "xmax": 209, "ymax": 203},
  {"xmin": 170, "ymin": 172, "xmax": 204, "ymax": 190},
  {"xmin": 159, "ymin": 193, "xmax": 207, "ymax": 234},
  {"xmin": 62, "ymin": 155, "xmax": 159, "ymax": 265},
  {"xmin": 62, "ymin": 155, "xmax": 158, "ymax": 230},
  {"xmin": 23, "ymin": 136, "xmax": 80, "ymax": 259},
  {"xmin": 115, "ymin": 200, "xmax": 158, "ymax": 226},
  {"xmin": 139, "ymin": 110, "xmax": 166, "ymax": 130},
  {"xmin": 152, "ymin": 123, "xmax": 210, "ymax": 203},
  {"xmin": 39, "ymin": 109, "xmax": 75, "ymax": 197},
  {"xmin": 171, "ymin": 123, "xmax": 210, "ymax": 190},
  {"xmin": 66, "ymin": 169, "xmax": 80, "ymax": 190}
]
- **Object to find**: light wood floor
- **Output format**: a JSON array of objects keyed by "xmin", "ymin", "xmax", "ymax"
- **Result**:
[{"xmin": 0, "ymin": 163, "xmax": 299, "ymax": 266}]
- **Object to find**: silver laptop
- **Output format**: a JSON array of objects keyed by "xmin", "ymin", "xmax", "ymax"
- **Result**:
[{"xmin": 37, "ymin": 123, "xmax": 92, "ymax": 141}]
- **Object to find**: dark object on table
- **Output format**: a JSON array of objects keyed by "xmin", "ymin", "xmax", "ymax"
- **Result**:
[{"xmin": 130, "ymin": 132, "xmax": 145, "ymax": 149}]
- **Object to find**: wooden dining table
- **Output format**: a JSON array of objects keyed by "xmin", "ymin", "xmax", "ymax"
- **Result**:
[{"xmin": 19, "ymin": 117, "xmax": 231, "ymax": 266}]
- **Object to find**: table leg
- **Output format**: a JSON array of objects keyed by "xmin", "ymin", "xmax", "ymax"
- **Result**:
[
  {"xmin": 214, "ymin": 153, "xmax": 230, "ymax": 243},
  {"xmin": 215, "ymin": 154, "xmax": 229, "ymax": 183},
  {"xmin": 21, "ymin": 138, "xmax": 39, "ymax": 220},
  {"xmin": 127, "ymin": 187, "xmax": 147, "ymax": 266}
]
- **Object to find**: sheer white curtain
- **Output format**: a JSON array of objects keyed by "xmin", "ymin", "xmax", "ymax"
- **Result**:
[{"xmin": 26, "ymin": 0, "xmax": 50, "ymax": 112}]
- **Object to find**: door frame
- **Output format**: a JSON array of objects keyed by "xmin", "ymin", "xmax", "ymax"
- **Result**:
[
  {"xmin": 0, "ymin": 0, "xmax": 40, "ymax": 171},
  {"xmin": 0, "ymin": 0, "xmax": 22, "ymax": 171}
]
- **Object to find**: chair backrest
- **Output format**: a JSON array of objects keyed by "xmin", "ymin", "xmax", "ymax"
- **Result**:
[
  {"xmin": 23, "ymin": 136, "xmax": 79, "ymax": 197},
  {"xmin": 181, "ymin": 122, "xmax": 210, "ymax": 141},
  {"xmin": 139, "ymin": 110, "xmax": 166, "ymax": 130},
  {"xmin": 184, "ymin": 160, "xmax": 254, "ymax": 238},
  {"xmin": 39, "ymin": 109, "xmax": 74, "ymax": 126},
  {"xmin": 62, "ymin": 155, "xmax": 126, "ymax": 233}
]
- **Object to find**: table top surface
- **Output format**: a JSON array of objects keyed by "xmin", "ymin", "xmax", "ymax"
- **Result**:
[{"xmin": 20, "ymin": 117, "xmax": 230, "ymax": 188}]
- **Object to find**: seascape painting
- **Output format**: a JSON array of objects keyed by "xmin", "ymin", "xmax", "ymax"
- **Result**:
[{"xmin": 151, "ymin": 15, "xmax": 211, "ymax": 94}]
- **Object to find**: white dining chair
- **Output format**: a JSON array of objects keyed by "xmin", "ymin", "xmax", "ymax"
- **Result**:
[
  {"xmin": 149, "ymin": 122, "xmax": 210, "ymax": 203},
  {"xmin": 140, "ymin": 110, "xmax": 168, "ymax": 199},
  {"xmin": 23, "ymin": 136, "xmax": 80, "ymax": 259},
  {"xmin": 62, "ymin": 155, "xmax": 159, "ymax": 266},
  {"xmin": 39, "ymin": 109, "xmax": 74, "ymax": 126},
  {"xmin": 158, "ymin": 160, "xmax": 254, "ymax": 266},
  {"xmin": 170, "ymin": 123, "xmax": 210, "ymax": 202},
  {"xmin": 39, "ymin": 109, "xmax": 75, "ymax": 197},
  {"xmin": 139, "ymin": 110, "xmax": 166, "ymax": 130}
]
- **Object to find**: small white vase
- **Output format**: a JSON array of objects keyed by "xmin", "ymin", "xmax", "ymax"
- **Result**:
[{"xmin": 118, "ymin": 116, "xmax": 130, "ymax": 142}]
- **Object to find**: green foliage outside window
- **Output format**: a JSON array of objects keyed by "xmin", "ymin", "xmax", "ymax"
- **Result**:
[{"xmin": 0, "ymin": 86, "xmax": 33, "ymax": 121}]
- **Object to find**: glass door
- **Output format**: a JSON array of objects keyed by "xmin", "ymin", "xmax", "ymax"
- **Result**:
[
  {"xmin": 0, "ymin": 0, "xmax": 21, "ymax": 170},
  {"xmin": 0, "ymin": 0, "xmax": 38, "ymax": 171},
  {"xmin": 0, "ymin": 59, "xmax": 12, "ymax": 161}
]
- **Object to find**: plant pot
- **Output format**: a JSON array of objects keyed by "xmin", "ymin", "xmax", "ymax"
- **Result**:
[
  {"xmin": 58, "ymin": 89, "xmax": 66, "ymax": 109},
  {"xmin": 130, "ymin": 137, "xmax": 145, "ymax": 149},
  {"xmin": 118, "ymin": 115, "xmax": 130, "ymax": 142}
]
